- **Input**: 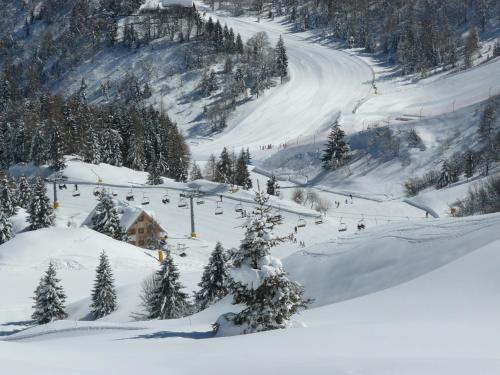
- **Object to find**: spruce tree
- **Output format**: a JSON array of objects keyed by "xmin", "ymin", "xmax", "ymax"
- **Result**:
[
  {"xmin": 91, "ymin": 192, "xmax": 123, "ymax": 240},
  {"xmin": 235, "ymin": 151, "xmax": 252, "ymax": 190},
  {"xmin": 194, "ymin": 242, "xmax": 229, "ymax": 311},
  {"xmin": 49, "ymin": 126, "xmax": 66, "ymax": 171},
  {"xmin": 0, "ymin": 210, "xmax": 13, "ymax": 245},
  {"xmin": 464, "ymin": 152, "xmax": 475, "ymax": 181},
  {"xmin": 91, "ymin": 251, "xmax": 117, "ymax": 319},
  {"xmin": 0, "ymin": 177, "xmax": 17, "ymax": 217},
  {"xmin": 190, "ymin": 162, "xmax": 203, "ymax": 181},
  {"xmin": 321, "ymin": 121, "xmax": 350, "ymax": 170},
  {"xmin": 216, "ymin": 147, "xmax": 232, "ymax": 183},
  {"xmin": 215, "ymin": 190, "xmax": 309, "ymax": 335},
  {"xmin": 32, "ymin": 262, "xmax": 68, "ymax": 324},
  {"xmin": 146, "ymin": 161, "xmax": 163, "ymax": 185},
  {"xmin": 275, "ymin": 35, "xmax": 288, "ymax": 83},
  {"xmin": 147, "ymin": 252, "xmax": 191, "ymax": 319},
  {"xmin": 17, "ymin": 175, "xmax": 32, "ymax": 209},
  {"xmin": 235, "ymin": 33, "xmax": 244, "ymax": 54},
  {"xmin": 464, "ymin": 27, "xmax": 480, "ymax": 68},
  {"xmin": 266, "ymin": 175, "xmax": 279, "ymax": 196},
  {"xmin": 26, "ymin": 177, "xmax": 55, "ymax": 230}
]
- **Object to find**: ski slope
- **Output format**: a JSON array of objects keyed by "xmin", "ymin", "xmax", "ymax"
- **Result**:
[{"xmin": 190, "ymin": 3, "xmax": 374, "ymax": 160}]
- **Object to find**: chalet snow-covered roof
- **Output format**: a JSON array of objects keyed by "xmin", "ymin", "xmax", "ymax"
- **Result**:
[
  {"xmin": 140, "ymin": 0, "xmax": 194, "ymax": 11},
  {"xmin": 82, "ymin": 200, "xmax": 165, "ymax": 232}
]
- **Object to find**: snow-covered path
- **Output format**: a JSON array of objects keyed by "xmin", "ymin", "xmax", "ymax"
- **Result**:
[{"xmin": 191, "ymin": 5, "xmax": 373, "ymax": 159}]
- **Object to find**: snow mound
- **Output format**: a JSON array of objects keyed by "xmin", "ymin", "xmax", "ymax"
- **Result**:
[
  {"xmin": 284, "ymin": 213, "xmax": 500, "ymax": 307},
  {"xmin": 0, "ymin": 227, "xmax": 155, "ymax": 270}
]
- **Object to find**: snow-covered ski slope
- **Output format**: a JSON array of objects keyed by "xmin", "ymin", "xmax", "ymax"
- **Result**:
[
  {"xmin": 2, "ymin": 211, "xmax": 500, "ymax": 374},
  {"xmin": 190, "ymin": 2, "xmax": 500, "ymax": 163},
  {"xmin": 191, "ymin": 3, "xmax": 374, "ymax": 159}
]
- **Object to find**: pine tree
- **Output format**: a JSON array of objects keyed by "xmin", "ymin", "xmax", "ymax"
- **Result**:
[
  {"xmin": 235, "ymin": 150, "xmax": 252, "ymax": 190},
  {"xmin": 266, "ymin": 175, "xmax": 279, "ymax": 196},
  {"xmin": 436, "ymin": 160, "xmax": 457, "ymax": 189},
  {"xmin": 215, "ymin": 147, "xmax": 232, "ymax": 183},
  {"xmin": 464, "ymin": 152, "xmax": 475, "ymax": 181},
  {"xmin": 204, "ymin": 154, "xmax": 217, "ymax": 181},
  {"xmin": 32, "ymin": 262, "xmax": 68, "ymax": 324},
  {"xmin": 17, "ymin": 175, "xmax": 32, "ymax": 209},
  {"xmin": 0, "ymin": 210, "xmax": 13, "ymax": 245},
  {"xmin": 190, "ymin": 162, "xmax": 203, "ymax": 181},
  {"xmin": 91, "ymin": 192, "xmax": 123, "ymax": 240},
  {"xmin": 235, "ymin": 33, "xmax": 244, "ymax": 54},
  {"xmin": 464, "ymin": 26, "xmax": 480, "ymax": 68},
  {"xmin": 27, "ymin": 177, "xmax": 55, "ymax": 230},
  {"xmin": 49, "ymin": 126, "xmax": 66, "ymax": 171},
  {"xmin": 0, "ymin": 177, "xmax": 17, "ymax": 217},
  {"xmin": 275, "ymin": 35, "xmax": 288, "ymax": 83},
  {"xmin": 194, "ymin": 242, "xmax": 229, "ymax": 311},
  {"xmin": 321, "ymin": 121, "xmax": 350, "ymax": 170},
  {"xmin": 494, "ymin": 39, "xmax": 500, "ymax": 57},
  {"xmin": 146, "ymin": 161, "xmax": 163, "ymax": 185},
  {"xmin": 91, "ymin": 251, "xmax": 117, "ymax": 319},
  {"xmin": 30, "ymin": 129, "xmax": 48, "ymax": 166},
  {"xmin": 215, "ymin": 190, "xmax": 309, "ymax": 335},
  {"xmin": 147, "ymin": 252, "xmax": 191, "ymax": 319}
]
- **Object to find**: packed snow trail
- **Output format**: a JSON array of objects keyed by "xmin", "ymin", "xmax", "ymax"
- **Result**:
[{"xmin": 191, "ymin": 3, "xmax": 373, "ymax": 160}]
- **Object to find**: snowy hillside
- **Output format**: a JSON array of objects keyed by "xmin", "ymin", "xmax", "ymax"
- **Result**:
[{"xmin": 1, "ymin": 0, "xmax": 500, "ymax": 374}]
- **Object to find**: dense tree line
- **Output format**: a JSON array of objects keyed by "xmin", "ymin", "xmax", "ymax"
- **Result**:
[
  {"xmin": 204, "ymin": 147, "xmax": 252, "ymax": 189},
  {"xmin": 0, "ymin": 89, "xmax": 190, "ymax": 181}
]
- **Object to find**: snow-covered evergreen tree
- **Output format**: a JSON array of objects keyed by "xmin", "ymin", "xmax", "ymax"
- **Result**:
[
  {"xmin": 275, "ymin": 35, "xmax": 288, "ymax": 83},
  {"xmin": 215, "ymin": 190, "xmax": 309, "ymax": 335},
  {"xmin": 189, "ymin": 162, "xmax": 203, "ymax": 181},
  {"xmin": 194, "ymin": 242, "xmax": 229, "ymax": 311},
  {"xmin": 0, "ymin": 210, "xmax": 13, "ymax": 244},
  {"xmin": 235, "ymin": 150, "xmax": 252, "ymax": 190},
  {"xmin": 17, "ymin": 175, "xmax": 32, "ymax": 209},
  {"xmin": 321, "ymin": 121, "xmax": 350, "ymax": 170},
  {"xmin": 146, "ymin": 161, "xmax": 163, "ymax": 185},
  {"xmin": 32, "ymin": 262, "xmax": 68, "ymax": 324},
  {"xmin": 91, "ymin": 192, "xmax": 123, "ymax": 240},
  {"xmin": 0, "ymin": 177, "xmax": 17, "ymax": 217},
  {"xmin": 147, "ymin": 252, "xmax": 191, "ymax": 319},
  {"xmin": 91, "ymin": 251, "xmax": 117, "ymax": 319},
  {"xmin": 436, "ymin": 160, "xmax": 457, "ymax": 189},
  {"xmin": 49, "ymin": 126, "xmax": 66, "ymax": 171},
  {"xmin": 266, "ymin": 175, "xmax": 279, "ymax": 196},
  {"xmin": 26, "ymin": 177, "xmax": 55, "ymax": 230},
  {"xmin": 215, "ymin": 147, "xmax": 232, "ymax": 183}
]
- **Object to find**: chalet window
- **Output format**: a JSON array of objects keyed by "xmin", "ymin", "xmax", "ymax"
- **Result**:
[
  {"xmin": 138, "ymin": 215, "xmax": 144, "ymax": 222},
  {"xmin": 139, "ymin": 228, "xmax": 144, "ymax": 234},
  {"xmin": 128, "ymin": 228, "xmax": 136, "ymax": 234},
  {"xmin": 147, "ymin": 227, "xmax": 153, "ymax": 233}
]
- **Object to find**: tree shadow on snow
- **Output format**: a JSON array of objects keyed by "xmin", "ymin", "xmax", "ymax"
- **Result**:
[{"xmin": 126, "ymin": 330, "xmax": 215, "ymax": 341}]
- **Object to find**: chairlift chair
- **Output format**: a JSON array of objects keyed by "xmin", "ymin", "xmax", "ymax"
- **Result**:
[
  {"xmin": 178, "ymin": 197, "xmax": 188, "ymax": 208},
  {"xmin": 297, "ymin": 217, "xmax": 306, "ymax": 228},
  {"xmin": 315, "ymin": 216, "xmax": 323, "ymax": 225},
  {"xmin": 72, "ymin": 189, "xmax": 80, "ymax": 197},
  {"xmin": 112, "ymin": 190, "xmax": 118, "ymax": 197},
  {"xmin": 235, "ymin": 202, "xmax": 243, "ymax": 213},
  {"xmin": 338, "ymin": 218, "xmax": 347, "ymax": 232},
  {"xmin": 126, "ymin": 190, "xmax": 134, "ymax": 201},
  {"xmin": 162, "ymin": 190, "xmax": 170, "ymax": 204},
  {"xmin": 141, "ymin": 193, "xmax": 150, "ymax": 205},
  {"xmin": 196, "ymin": 197, "xmax": 205, "ymax": 205},
  {"xmin": 357, "ymin": 217, "xmax": 366, "ymax": 230},
  {"xmin": 93, "ymin": 187, "xmax": 101, "ymax": 197},
  {"xmin": 215, "ymin": 201, "xmax": 224, "ymax": 215}
]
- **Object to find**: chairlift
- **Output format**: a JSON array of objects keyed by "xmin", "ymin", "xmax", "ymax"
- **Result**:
[
  {"xmin": 357, "ymin": 216, "xmax": 366, "ymax": 231},
  {"xmin": 235, "ymin": 202, "xmax": 243, "ymax": 213},
  {"xmin": 315, "ymin": 216, "xmax": 323, "ymax": 225},
  {"xmin": 112, "ymin": 190, "xmax": 118, "ymax": 197},
  {"xmin": 72, "ymin": 189, "xmax": 80, "ymax": 197},
  {"xmin": 126, "ymin": 190, "xmax": 134, "ymax": 201},
  {"xmin": 196, "ymin": 196, "xmax": 205, "ymax": 205},
  {"xmin": 93, "ymin": 187, "xmax": 101, "ymax": 197},
  {"xmin": 338, "ymin": 218, "xmax": 347, "ymax": 232},
  {"xmin": 178, "ymin": 197, "xmax": 188, "ymax": 208},
  {"xmin": 141, "ymin": 193, "xmax": 150, "ymax": 205},
  {"xmin": 215, "ymin": 201, "xmax": 224, "ymax": 215},
  {"xmin": 297, "ymin": 217, "xmax": 306, "ymax": 228},
  {"xmin": 162, "ymin": 190, "xmax": 170, "ymax": 204}
]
